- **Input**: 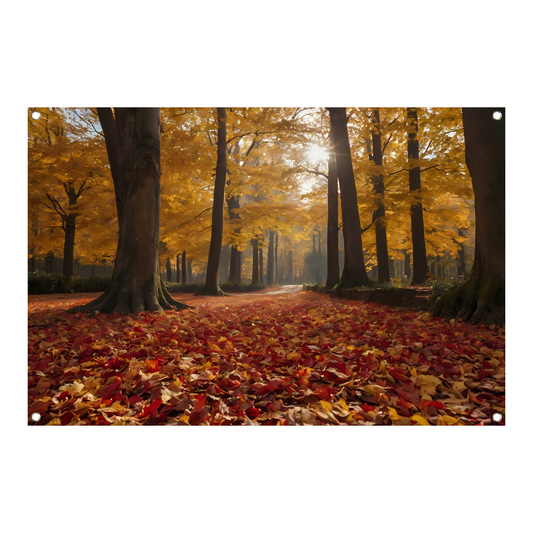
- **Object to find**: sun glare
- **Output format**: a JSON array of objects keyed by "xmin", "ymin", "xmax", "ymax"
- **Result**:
[{"xmin": 308, "ymin": 144, "xmax": 328, "ymax": 164}]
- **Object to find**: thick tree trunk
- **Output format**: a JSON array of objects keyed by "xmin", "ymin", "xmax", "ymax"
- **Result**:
[
  {"xmin": 327, "ymin": 108, "xmax": 368, "ymax": 286},
  {"xmin": 407, "ymin": 108, "xmax": 429, "ymax": 285},
  {"xmin": 433, "ymin": 108, "xmax": 505, "ymax": 325},
  {"xmin": 201, "ymin": 108, "xmax": 228, "ymax": 296},
  {"xmin": 371, "ymin": 109, "xmax": 391, "ymax": 284},
  {"xmin": 252, "ymin": 238, "xmax": 259, "ymax": 283},
  {"xmin": 176, "ymin": 254, "xmax": 180, "ymax": 283},
  {"xmin": 326, "ymin": 151, "xmax": 340, "ymax": 289},
  {"xmin": 182, "ymin": 251, "xmax": 187, "ymax": 284},
  {"xmin": 70, "ymin": 108, "xmax": 188, "ymax": 314}
]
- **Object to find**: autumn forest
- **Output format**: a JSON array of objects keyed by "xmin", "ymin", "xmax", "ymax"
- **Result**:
[{"xmin": 28, "ymin": 107, "xmax": 505, "ymax": 426}]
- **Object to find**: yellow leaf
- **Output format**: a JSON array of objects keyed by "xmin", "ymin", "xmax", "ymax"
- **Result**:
[
  {"xmin": 180, "ymin": 414, "xmax": 190, "ymax": 425},
  {"xmin": 339, "ymin": 398, "xmax": 349, "ymax": 411},
  {"xmin": 410, "ymin": 367, "xmax": 417, "ymax": 378},
  {"xmin": 453, "ymin": 381, "xmax": 467, "ymax": 393},
  {"xmin": 320, "ymin": 400, "xmax": 333, "ymax": 412},
  {"xmin": 440, "ymin": 415, "xmax": 459, "ymax": 425},
  {"xmin": 411, "ymin": 414, "xmax": 430, "ymax": 426},
  {"xmin": 387, "ymin": 407, "xmax": 401, "ymax": 421}
]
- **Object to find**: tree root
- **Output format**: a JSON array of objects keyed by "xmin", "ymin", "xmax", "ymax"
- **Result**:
[
  {"xmin": 432, "ymin": 275, "xmax": 504, "ymax": 326},
  {"xmin": 68, "ymin": 281, "xmax": 192, "ymax": 315}
]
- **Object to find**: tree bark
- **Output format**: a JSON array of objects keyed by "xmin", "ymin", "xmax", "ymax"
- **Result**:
[
  {"xmin": 176, "ymin": 254, "xmax": 180, "ymax": 283},
  {"xmin": 274, "ymin": 231, "xmax": 279, "ymax": 283},
  {"xmin": 407, "ymin": 108, "xmax": 429, "ymax": 285},
  {"xmin": 327, "ymin": 108, "xmax": 368, "ymax": 286},
  {"xmin": 404, "ymin": 251, "xmax": 411, "ymax": 280},
  {"xmin": 433, "ymin": 108, "xmax": 505, "ymax": 325},
  {"xmin": 267, "ymin": 229, "xmax": 275, "ymax": 285},
  {"xmin": 166, "ymin": 258, "xmax": 172, "ymax": 282},
  {"xmin": 371, "ymin": 109, "xmax": 391, "ymax": 284},
  {"xmin": 456, "ymin": 228, "xmax": 466, "ymax": 280},
  {"xmin": 288, "ymin": 250, "xmax": 293, "ymax": 284},
  {"xmin": 259, "ymin": 246, "xmax": 264, "ymax": 284},
  {"xmin": 226, "ymin": 195, "xmax": 241, "ymax": 284},
  {"xmin": 252, "ymin": 238, "xmax": 259, "ymax": 283},
  {"xmin": 201, "ymin": 108, "xmax": 228, "ymax": 296},
  {"xmin": 70, "ymin": 108, "xmax": 188, "ymax": 314},
  {"xmin": 326, "ymin": 151, "xmax": 341, "ymax": 289},
  {"xmin": 182, "ymin": 251, "xmax": 187, "ymax": 284}
]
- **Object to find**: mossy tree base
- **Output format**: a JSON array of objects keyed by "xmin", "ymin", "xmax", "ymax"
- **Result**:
[{"xmin": 432, "ymin": 275, "xmax": 504, "ymax": 326}]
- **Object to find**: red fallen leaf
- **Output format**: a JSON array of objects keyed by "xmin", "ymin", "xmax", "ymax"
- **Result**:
[
  {"xmin": 145, "ymin": 359, "xmax": 160, "ymax": 373},
  {"xmin": 128, "ymin": 395, "xmax": 143, "ymax": 407},
  {"xmin": 193, "ymin": 393, "xmax": 207, "ymax": 410},
  {"xmin": 246, "ymin": 406, "xmax": 262, "ymax": 417},
  {"xmin": 57, "ymin": 391, "xmax": 70, "ymax": 401},
  {"xmin": 142, "ymin": 398, "xmax": 162, "ymax": 417},
  {"xmin": 255, "ymin": 379, "xmax": 284, "ymax": 396},
  {"xmin": 361, "ymin": 404, "xmax": 375, "ymax": 412},
  {"xmin": 429, "ymin": 401, "xmax": 446, "ymax": 410},
  {"xmin": 315, "ymin": 384, "xmax": 334, "ymax": 401},
  {"xmin": 61, "ymin": 412, "xmax": 75, "ymax": 425}
]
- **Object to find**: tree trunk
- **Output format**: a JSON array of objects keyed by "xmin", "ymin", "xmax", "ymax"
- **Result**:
[
  {"xmin": 288, "ymin": 250, "xmax": 293, "ymax": 284},
  {"xmin": 62, "ymin": 214, "xmax": 76, "ymax": 277},
  {"xmin": 327, "ymin": 108, "xmax": 368, "ymax": 286},
  {"xmin": 267, "ymin": 229, "xmax": 275, "ymax": 285},
  {"xmin": 407, "ymin": 108, "xmax": 429, "ymax": 285},
  {"xmin": 182, "ymin": 251, "xmax": 187, "ymax": 284},
  {"xmin": 166, "ymin": 258, "xmax": 172, "ymax": 282},
  {"xmin": 404, "ymin": 251, "xmax": 411, "ymax": 279},
  {"xmin": 433, "ymin": 108, "xmax": 505, "ymax": 325},
  {"xmin": 259, "ymin": 246, "xmax": 264, "ymax": 284},
  {"xmin": 176, "ymin": 254, "xmax": 180, "ymax": 283},
  {"xmin": 252, "ymin": 238, "xmax": 259, "ymax": 283},
  {"xmin": 371, "ymin": 109, "xmax": 391, "ymax": 284},
  {"xmin": 70, "ymin": 108, "xmax": 188, "ymax": 314},
  {"xmin": 226, "ymin": 195, "xmax": 241, "ymax": 284},
  {"xmin": 456, "ymin": 228, "xmax": 466, "ymax": 280},
  {"xmin": 326, "ymin": 151, "xmax": 340, "ymax": 289},
  {"xmin": 29, "ymin": 255, "xmax": 36, "ymax": 272},
  {"xmin": 201, "ymin": 108, "xmax": 228, "ymax": 296},
  {"xmin": 274, "ymin": 231, "xmax": 279, "ymax": 283}
]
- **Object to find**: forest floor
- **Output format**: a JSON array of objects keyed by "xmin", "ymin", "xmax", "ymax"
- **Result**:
[{"xmin": 28, "ymin": 286, "xmax": 505, "ymax": 425}]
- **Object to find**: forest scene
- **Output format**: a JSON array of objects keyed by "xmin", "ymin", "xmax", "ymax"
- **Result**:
[{"xmin": 28, "ymin": 106, "xmax": 505, "ymax": 426}]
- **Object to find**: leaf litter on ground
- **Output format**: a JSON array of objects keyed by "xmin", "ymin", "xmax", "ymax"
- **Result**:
[{"xmin": 28, "ymin": 290, "xmax": 505, "ymax": 426}]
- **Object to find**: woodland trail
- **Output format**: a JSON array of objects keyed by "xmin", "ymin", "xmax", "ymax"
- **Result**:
[{"xmin": 28, "ymin": 289, "xmax": 505, "ymax": 426}]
